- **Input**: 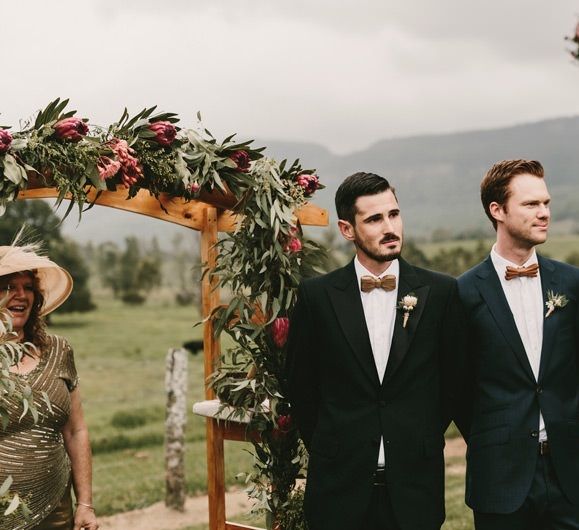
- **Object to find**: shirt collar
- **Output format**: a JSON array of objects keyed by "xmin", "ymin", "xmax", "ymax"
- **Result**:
[
  {"xmin": 490, "ymin": 244, "xmax": 538, "ymax": 274},
  {"xmin": 354, "ymin": 256, "xmax": 400, "ymax": 288}
]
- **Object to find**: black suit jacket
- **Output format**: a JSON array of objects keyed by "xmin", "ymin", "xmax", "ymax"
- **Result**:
[
  {"xmin": 458, "ymin": 255, "xmax": 579, "ymax": 513},
  {"xmin": 285, "ymin": 258, "xmax": 467, "ymax": 530}
]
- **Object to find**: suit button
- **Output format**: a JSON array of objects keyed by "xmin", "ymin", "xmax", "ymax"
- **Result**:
[
  {"xmin": 379, "ymin": 400, "xmax": 387, "ymax": 408},
  {"xmin": 536, "ymin": 386, "xmax": 543, "ymax": 394},
  {"xmin": 531, "ymin": 431, "xmax": 538, "ymax": 438}
]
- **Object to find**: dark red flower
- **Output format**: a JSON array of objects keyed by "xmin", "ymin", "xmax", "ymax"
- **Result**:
[
  {"xmin": 296, "ymin": 173, "xmax": 320, "ymax": 196},
  {"xmin": 276, "ymin": 414, "xmax": 292, "ymax": 432},
  {"xmin": 230, "ymin": 150, "xmax": 251, "ymax": 173},
  {"xmin": 271, "ymin": 317, "xmax": 290, "ymax": 348},
  {"xmin": 53, "ymin": 117, "xmax": 89, "ymax": 142},
  {"xmin": 148, "ymin": 121, "xmax": 177, "ymax": 147},
  {"xmin": 0, "ymin": 129, "xmax": 13, "ymax": 154}
]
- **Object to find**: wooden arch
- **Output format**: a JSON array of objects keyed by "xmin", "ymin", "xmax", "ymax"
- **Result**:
[{"xmin": 18, "ymin": 183, "xmax": 329, "ymax": 530}]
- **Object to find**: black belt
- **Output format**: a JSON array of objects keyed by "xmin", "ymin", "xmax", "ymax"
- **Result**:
[
  {"xmin": 539, "ymin": 440, "xmax": 550, "ymax": 456},
  {"xmin": 373, "ymin": 467, "xmax": 386, "ymax": 486}
]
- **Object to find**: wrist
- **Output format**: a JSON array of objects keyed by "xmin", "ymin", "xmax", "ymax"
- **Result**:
[{"xmin": 75, "ymin": 501, "xmax": 95, "ymax": 511}]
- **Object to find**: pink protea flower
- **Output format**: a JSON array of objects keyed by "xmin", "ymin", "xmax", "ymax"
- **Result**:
[
  {"xmin": 271, "ymin": 317, "xmax": 290, "ymax": 348},
  {"xmin": 230, "ymin": 150, "xmax": 251, "ymax": 173},
  {"xmin": 97, "ymin": 156, "xmax": 121, "ymax": 180},
  {"xmin": 296, "ymin": 173, "xmax": 320, "ymax": 196},
  {"xmin": 188, "ymin": 181, "xmax": 200, "ymax": 193},
  {"xmin": 109, "ymin": 138, "xmax": 143, "ymax": 188},
  {"xmin": 148, "ymin": 121, "xmax": 177, "ymax": 147},
  {"xmin": 0, "ymin": 129, "xmax": 13, "ymax": 154},
  {"xmin": 53, "ymin": 117, "xmax": 89, "ymax": 142},
  {"xmin": 285, "ymin": 236, "xmax": 302, "ymax": 253}
]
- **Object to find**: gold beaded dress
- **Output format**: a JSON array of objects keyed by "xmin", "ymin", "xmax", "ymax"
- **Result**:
[{"xmin": 0, "ymin": 335, "xmax": 78, "ymax": 530}]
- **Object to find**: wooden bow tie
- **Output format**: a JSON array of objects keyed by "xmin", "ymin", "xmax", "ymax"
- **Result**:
[
  {"xmin": 505, "ymin": 263, "xmax": 539, "ymax": 281},
  {"xmin": 360, "ymin": 275, "xmax": 397, "ymax": 292}
]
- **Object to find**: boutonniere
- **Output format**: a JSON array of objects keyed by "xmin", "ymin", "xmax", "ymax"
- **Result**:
[
  {"xmin": 545, "ymin": 290, "xmax": 569, "ymax": 318},
  {"xmin": 398, "ymin": 293, "xmax": 418, "ymax": 328}
]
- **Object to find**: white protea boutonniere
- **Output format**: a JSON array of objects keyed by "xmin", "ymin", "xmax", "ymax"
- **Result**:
[
  {"xmin": 398, "ymin": 293, "xmax": 418, "ymax": 328},
  {"xmin": 545, "ymin": 290, "xmax": 569, "ymax": 318}
]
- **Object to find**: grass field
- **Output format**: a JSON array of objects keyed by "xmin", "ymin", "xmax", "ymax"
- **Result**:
[
  {"xmin": 421, "ymin": 233, "xmax": 579, "ymax": 262},
  {"xmin": 50, "ymin": 292, "xmax": 473, "ymax": 528},
  {"xmin": 50, "ymin": 293, "xmax": 255, "ymax": 516}
]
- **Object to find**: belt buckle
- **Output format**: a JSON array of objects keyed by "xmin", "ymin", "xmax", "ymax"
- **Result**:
[{"xmin": 539, "ymin": 441, "xmax": 549, "ymax": 456}]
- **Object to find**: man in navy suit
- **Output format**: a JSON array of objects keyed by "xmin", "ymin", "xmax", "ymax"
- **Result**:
[
  {"xmin": 458, "ymin": 159, "xmax": 579, "ymax": 529},
  {"xmin": 286, "ymin": 172, "xmax": 467, "ymax": 530}
]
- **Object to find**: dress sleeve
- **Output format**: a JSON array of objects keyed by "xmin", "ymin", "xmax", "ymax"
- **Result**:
[{"xmin": 58, "ymin": 337, "xmax": 79, "ymax": 392}]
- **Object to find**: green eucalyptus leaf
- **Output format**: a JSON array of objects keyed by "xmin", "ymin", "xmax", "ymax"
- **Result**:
[{"xmin": 3, "ymin": 154, "xmax": 27, "ymax": 185}]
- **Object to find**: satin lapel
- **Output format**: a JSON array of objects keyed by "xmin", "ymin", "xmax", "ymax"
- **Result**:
[
  {"xmin": 475, "ymin": 256, "xmax": 535, "ymax": 381},
  {"xmin": 383, "ymin": 259, "xmax": 430, "ymax": 383},
  {"xmin": 327, "ymin": 260, "xmax": 380, "ymax": 386},
  {"xmin": 538, "ymin": 256, "xmax": 559, "ymax": 381}
]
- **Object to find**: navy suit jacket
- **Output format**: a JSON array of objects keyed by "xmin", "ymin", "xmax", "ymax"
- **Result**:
[
  {"xmin": 458, "ymin": 255, "xmax": 579, "ymax": 513},
  {"xmin": 286, "ymin": 258, "xmax": 468, "ymax": 530}
]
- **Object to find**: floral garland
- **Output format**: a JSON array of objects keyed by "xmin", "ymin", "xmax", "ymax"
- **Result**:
[
  {"xmin": 568, "ymin": 22, "xmax": 579, "ymax": 59},
  {"xmin": 0, "ymin": 100, "xmax": 326, "ymax": 526},
  {"xmin": 0, "ymin": 98, "xmax": 263, "ymax": 218}
]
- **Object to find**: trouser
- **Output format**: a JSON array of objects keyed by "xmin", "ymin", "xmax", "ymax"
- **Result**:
[{"xmin": 360, "ymin": 468, "xmax": 400, "ymax": 530}]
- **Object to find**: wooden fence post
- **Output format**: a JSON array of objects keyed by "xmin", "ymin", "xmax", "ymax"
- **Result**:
[{"xmin": 165, "ymin": 347, "xmax": 188, "ymax": 511}]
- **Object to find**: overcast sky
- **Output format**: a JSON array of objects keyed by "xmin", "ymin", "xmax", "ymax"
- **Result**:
[{"xmin": 2, "ymin": 0, "xmax": 579, "ymax": 154}]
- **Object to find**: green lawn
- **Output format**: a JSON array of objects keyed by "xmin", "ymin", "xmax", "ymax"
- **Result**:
[
  {"xmin": 421, "ymin": 233, "xmax": 579, "ymax": 262},
  {"xmin": 50, "ymin": 293, "xmax": 254, "ymax": 516}
]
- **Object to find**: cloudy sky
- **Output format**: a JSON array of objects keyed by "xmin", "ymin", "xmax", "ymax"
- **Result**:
[{"xmin": 3, "ymin": 0, "xmax": 579, "ymax": 154}]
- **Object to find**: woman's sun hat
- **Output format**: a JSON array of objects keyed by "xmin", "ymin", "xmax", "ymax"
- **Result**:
[{"xmin": 0, "ymin": 240, "xmax": 73, "ymax": 316}]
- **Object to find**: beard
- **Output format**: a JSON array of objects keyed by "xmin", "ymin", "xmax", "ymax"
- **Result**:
[{"xmin": 355, "ymin": 234, "xmax": 403, "ymax": 263}]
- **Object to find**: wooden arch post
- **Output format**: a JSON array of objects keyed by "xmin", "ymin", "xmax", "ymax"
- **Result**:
[{"xmin": 17, "ymin": 183, "xmax": 328, "ymax": 530}]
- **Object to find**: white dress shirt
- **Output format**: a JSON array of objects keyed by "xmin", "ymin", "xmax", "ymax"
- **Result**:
[
  {"xmin": 354, "ymin": 256, "xmax": 399, "ymax": 466},
  {"xmin": 490, "ymin": 246, "xmax": 546, "ymax": 440}
]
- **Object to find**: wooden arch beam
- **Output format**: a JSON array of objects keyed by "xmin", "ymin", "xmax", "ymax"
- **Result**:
[{"xmin": 17, "ymin": 185, "xmax": 329, "ymax": 231}]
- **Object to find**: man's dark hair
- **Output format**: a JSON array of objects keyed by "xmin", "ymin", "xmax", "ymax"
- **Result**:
[
  {"xmin": 335, "ymin": 172, "xmax": 394, "ymax": 224},
  {"xmin": 480, "ymin": 159, "xmax": 544, "ymax": 230}
]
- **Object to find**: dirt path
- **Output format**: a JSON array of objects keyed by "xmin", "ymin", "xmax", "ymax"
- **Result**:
[{"xmin": 99, "ymin": 437, "xmax": 467, "ymax": 530}]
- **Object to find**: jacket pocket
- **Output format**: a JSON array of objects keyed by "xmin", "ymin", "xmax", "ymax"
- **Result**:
[{"xmin": 469, "ymin": 425, "xmax": 509, "ymax": 450}]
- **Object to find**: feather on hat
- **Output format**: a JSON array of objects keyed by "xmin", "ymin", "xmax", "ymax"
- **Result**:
[{"xmin": 0, "ymin": 238, "xmax": 73, "ymax": 316}]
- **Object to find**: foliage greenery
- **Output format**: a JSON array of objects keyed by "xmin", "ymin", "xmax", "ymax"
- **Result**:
[
  {"xmin": 0, "ymin": 306, "xmax": 39, "ymax": 518},
  {"xmin": 0, "ymin": 99, "xmax": 326, "ymax": 527}
]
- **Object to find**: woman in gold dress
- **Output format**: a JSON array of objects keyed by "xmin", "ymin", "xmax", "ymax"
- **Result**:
[{"xmin": 0, "ymin": 242, "xmax": 98, "ymax": 530}]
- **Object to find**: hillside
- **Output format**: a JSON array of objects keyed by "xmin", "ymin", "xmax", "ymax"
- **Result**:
[{"xmin": 60, "ymin": 116, "xmax": 579, "ymax": 245}]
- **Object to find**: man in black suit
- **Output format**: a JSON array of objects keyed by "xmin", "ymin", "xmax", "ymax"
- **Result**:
[
  {"xmin": 458, "ymin": 159, "xmax": 579, "ymax": 529},
  {"xmin": 285, "ymin": 172, "xmax": 467, "ymax": 530}
]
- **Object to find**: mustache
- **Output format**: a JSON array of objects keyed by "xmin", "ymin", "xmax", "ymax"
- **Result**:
[{"xmin": 380, "ymin": 234, "xmax": 400, "ymax": 244}]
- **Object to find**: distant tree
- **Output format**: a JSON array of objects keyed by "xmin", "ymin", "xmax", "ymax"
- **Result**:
[
  {"xmin": 50, "ymin": 239, "xmax": 96, "ymax": 312},
  {"xmin": 97, "ymin": 237, "xmax": 162, "ymax": 305},
  {"xmin": 172, "ymin": 233, "xmax": 201, "ymax": 307},
  {"xmin": 96, "ymin": 242, "xmax": 121, "ymax": 296},
  {"xmin": 565, "ymin": 251, "xmax": 579, "ymax": 267},
  {"xmin": 0, "ymin": 201, "xmax": 95, "ymax": 313},
  {"xmin": 402, "ymin": 240, "xmax": 430, "ymax": 269},
  {"xmin": 429, "ymin": 240, "xmax": 490, "ymax": 277}
]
